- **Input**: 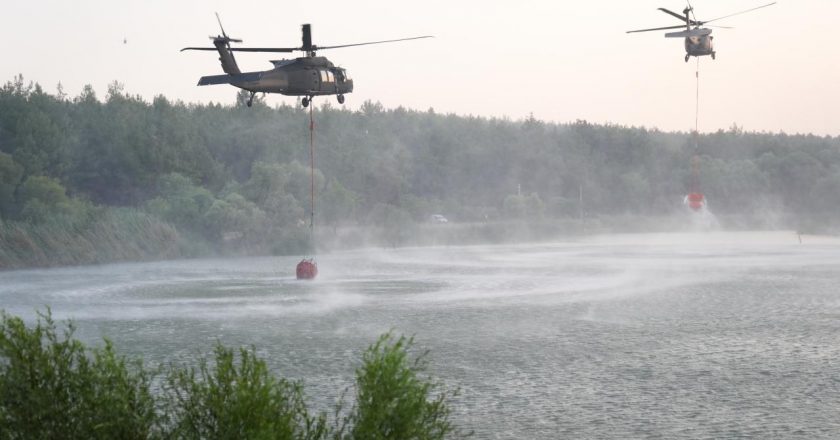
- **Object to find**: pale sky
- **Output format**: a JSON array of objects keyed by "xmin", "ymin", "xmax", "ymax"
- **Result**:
[{"xmin": 3, "ymin": 1, "xmax": 838, "ymax": 135}]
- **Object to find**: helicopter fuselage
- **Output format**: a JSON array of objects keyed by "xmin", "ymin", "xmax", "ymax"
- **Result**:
[
  {"xmin": 184, "ymin": 19, "xmax": 429, "ymax": 107},
  {"xmin": 665, "ymin": 28, "xmax": 715, "ymax": 61},
  {"xmin": 685, "ymin": 33, "xmax": 714, "ymax": 57},
  {"xmin": 226, "ymin": 57, "xmax": 354, "ymax": 97},
  {"xmin": 629, "ymin": 2, "xmax": 775, "ymax": 62}
]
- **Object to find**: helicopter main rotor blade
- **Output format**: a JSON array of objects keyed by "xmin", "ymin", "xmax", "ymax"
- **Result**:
[
  {"xmin": 657, "ymin": 7, "xmax": 697, "ymax": 25},
  {"xmin": 181, "ymin": 47, "xmax": 221, "ymax": 52},
  {"xmin": 686, "ymin": 1, "xmax": 699, "ymax": 23},
  {"xmin": 627, "ymin": 24, "xmax": 690, "ymax": 34},
  {"xmin": 227, "ymin": 47, "xmax": 297, "ymax": 52},
  {"xmin": 208, "ymin": 36, "xmax": 243, "ymax": 43},
  {"xmin": 703, "ymin": 2, "xmax": 776, "ymax": 25},
  {"xmin": 316, "ymin": 35, "xmax": 433, "ymax": 51}
]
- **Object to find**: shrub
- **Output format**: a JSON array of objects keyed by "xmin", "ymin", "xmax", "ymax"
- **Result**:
[
  {"xmin": 0, "ymin": 312, "xmax": 466, "ymax": 439},
  {"xmin": 0, "ymin": 310, "xmax": 158, "ymax": 439},
  {"xmin": 162, "ymin": 344, "xmax": 328, "ymax": 440},
  {"xmin": 341, "ymin": 333, "xmax": 467, "ymax": 440}
]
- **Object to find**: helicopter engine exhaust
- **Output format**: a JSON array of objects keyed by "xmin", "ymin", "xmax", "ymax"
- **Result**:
[{"xmin": 302, "ymin": 24, "xmax": 314, "ymax": 55}]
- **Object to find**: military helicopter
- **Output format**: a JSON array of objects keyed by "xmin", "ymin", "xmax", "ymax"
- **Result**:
[
  {"xmin": 627, "ymin": 1, "xmax": 776, "ymax": 62},
  {"xmin": 182, "ymin": 15, "xmax": 432, "ymax": 107}
]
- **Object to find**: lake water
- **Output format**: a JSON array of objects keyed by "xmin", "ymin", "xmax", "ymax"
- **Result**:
[{"xmin": 2, "ymin": 231, "xmax": 840, "ymax": 438}]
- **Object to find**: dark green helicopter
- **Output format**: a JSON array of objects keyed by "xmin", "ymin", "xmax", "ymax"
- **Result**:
[
  {"xmin": 182, "ymin": 15, "xmax": 432, "ymax": 107},
  {"xmin": 627, "ymin": 1, "xmax": 776, "ymax": 63}
]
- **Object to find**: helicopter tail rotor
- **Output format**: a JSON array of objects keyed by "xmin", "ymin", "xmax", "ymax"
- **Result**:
[
  {"xmin": 180, "ymin": 13, "xmax": 244, "ymax": 75},
  {"xmin": 212, "ymin": 12, "xmax": 243, "ymax": 45}
]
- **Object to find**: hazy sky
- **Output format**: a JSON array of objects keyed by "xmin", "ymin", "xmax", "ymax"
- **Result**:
[{"xmin": 3, "ymin": 1, "xmax": 838, "ymax": 135}]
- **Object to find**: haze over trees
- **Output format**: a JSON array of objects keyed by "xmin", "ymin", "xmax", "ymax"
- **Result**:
[{"xmin": 1, "ymin": 76, "xmax": 838, "ymax": 268}]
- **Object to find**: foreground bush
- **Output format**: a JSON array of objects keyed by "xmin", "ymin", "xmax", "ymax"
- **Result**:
[
  {"xmin": 0, "ymin": 311, "xmax": 157, "ymax": 439},
  {"xmin": 162, "ymin": 344, "xmax": 328, "ymax": 439},
  {"xmin": 341, "ymin": 334, "xmax": 463, "ymax": 440},
  {"xmin": 0, "ymin": 311, "xmax": 467, "ymax": 439}
]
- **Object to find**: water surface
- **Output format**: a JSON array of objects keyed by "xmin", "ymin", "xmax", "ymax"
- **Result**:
[{"xmin": 2, "ymin": 231, "xmax": 839, "ymax": 438}]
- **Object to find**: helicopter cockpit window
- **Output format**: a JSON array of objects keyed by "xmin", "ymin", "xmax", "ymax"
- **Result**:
[{"xmin": 320, "ymin": 70, "xmax": 334, "ymax": 83}]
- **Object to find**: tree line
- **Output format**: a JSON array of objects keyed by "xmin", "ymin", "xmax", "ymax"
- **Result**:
[{"xmin": 1, "ymin": 76, "xmax": 838, "ymax": 267}]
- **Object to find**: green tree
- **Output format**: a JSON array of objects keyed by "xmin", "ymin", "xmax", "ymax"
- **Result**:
[
  {"xmin": 502, "ymin": 194, "xmax": 527, "ymax": 219},
  {"xmin": 0, "ymin": 310, "xmax": 158, "ymax": 439},
  {"xmin": 16, "ymin": 175, "xmax": 75, "ymax": 222},
  {"xmin": 163, "ymin": 343, "xmax": 328, "ymax": 440},
  {"xmin": 203, "ymin": 192, "xmax": 268, "ymax": 242},
  {"xmin": 1, "ymin": 311, "xmax": 472, "ymax": 439},
  {"xmin": 342, "ymin": 333, "xmax": 467, "ymax": 440},
  {"xmin": 17, "ymin": 175, "xmax": 68, "ymax": 206},
  {"xmin": 321, "ymin": 178, "xmax": 360, "ymax": 226},
  {"xmin": 146, "ymin": 173, "xmax": 214, "ymax": 233},
  {"xmin": 0, "ymin": 152, "xmax": 22, "ymax": 218}
]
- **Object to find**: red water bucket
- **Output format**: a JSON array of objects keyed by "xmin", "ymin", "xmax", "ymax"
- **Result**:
[
  {"xmin": 296, "ymin": 259, "xmax": 318, "ymax": 280},
  {"xmin": 686, "ymin": 192, "xmax": 705, "ymax": 211}
]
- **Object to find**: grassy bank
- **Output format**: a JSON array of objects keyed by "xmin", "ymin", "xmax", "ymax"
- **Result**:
[
  {"xmin": 0, "ymin": 208, "xmax": 186, "ymax": 269},
  {"xmin": 3, "ymin": 209, "xmax": 818, "ymax": 270}
]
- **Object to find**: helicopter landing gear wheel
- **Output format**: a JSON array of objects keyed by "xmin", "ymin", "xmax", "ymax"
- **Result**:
[
  {"xmin": 711, "ymin": 52, "xmax": 716, "ymax": 60},
  {"xmin": 301, "ymin": 97, "xmax": 310, "ymax": 108},
  {"xmin": 246, "ymin": 91, "xmax": 256, "ymax": 107},
  {"xmin": 337, "ymin": 94, "xmax": 345, "ymax": 104},
  {"xmin": 685, "ymin": 54, "xmax": 690, "ymax": 63}
]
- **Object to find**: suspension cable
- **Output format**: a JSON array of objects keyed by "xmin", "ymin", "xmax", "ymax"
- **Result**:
[
  {"xmin": 691, "ymin": 57, "xmax": 701, "ymax": 193},
  {"xmin": 309, "ymin": 99, "xmax": 315, "ymax": 252},
  {"xmin": 694, "ymin": 56, "xmax": 700, "ymax": 149}
]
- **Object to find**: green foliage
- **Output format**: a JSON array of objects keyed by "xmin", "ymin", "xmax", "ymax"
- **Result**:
[
  {"xmin": 3, "ymin": 76, "xmax": 840, "ymax": 266},
  {"xmin": 204, "ymin": 192, "xmax": 268, "ymax": 242},
  {"xmin": 16, "ymin": 175, "xmax": 73, "ymax": 222},
  {"xmin": 0, "ymin": 312, "xmax": 467, "ymax": 439},
  {"xmin": 163, "ymin": 344, "xmax": 328, "ymax": 440},
  {"xmin": 17, "ymin": 175, "xmax": 68, "ymax": 205},
  {"xmin": 367, "ymin": 203, "xmax": 416, "ymax": 247},
  {"xmin": 240, "ymin": 161, "xmax": 324, "ymax": 228},
  {"xmin": 0, "ymin": 153, "xmax": 23, "ymax": 218},
  {"xmin": 0, "ymin": 207, "xmax": 183, "ymax": 269},
  {"xmin": 0, "ymin": 310, "xmax": 158, "ymax": 439},
  {"xmin": 146, "ymin": 173, "xmax": 215, "ymax": 232},
  {"xmin": 503, "ymin": 193, "xmax": 545, "ymax": 219},
  {"xmin": 342, "ymin": 333, "xmax": 466, "ymax": 440}
]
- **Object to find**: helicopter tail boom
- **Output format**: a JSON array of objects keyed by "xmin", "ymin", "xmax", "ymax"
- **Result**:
[
  {"xmin": 212, "ymin": 38, "xmax": 242, "ymax": 75},
  {"xmin": 197, "ymin": 74, "xmax": 236, "ymax": 86},
  {"xmin": 197, "ymin": 71, "xmax": 262, "ymax": 86}
]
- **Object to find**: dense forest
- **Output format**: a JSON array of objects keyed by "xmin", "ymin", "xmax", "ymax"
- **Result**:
[{"xmin": 1, "ymin": 75, "xmax": 838, "ymax": 268}]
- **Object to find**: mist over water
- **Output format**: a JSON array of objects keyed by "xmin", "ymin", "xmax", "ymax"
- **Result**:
[{"xmin": 2, "ymin": 231, "xmax": 840, "ymax": 438}]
